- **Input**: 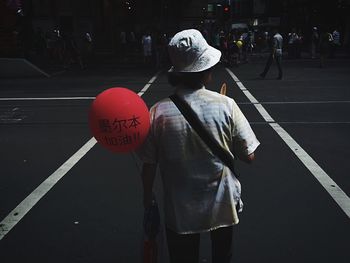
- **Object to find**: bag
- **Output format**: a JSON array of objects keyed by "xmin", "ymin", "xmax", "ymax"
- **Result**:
[{"xmin": 143, "ymin": 197, "xmax": 160, "ymax": 263}]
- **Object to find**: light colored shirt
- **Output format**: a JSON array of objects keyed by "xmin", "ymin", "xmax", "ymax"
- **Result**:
[
  {"xmin": 137, "ymin": 87, "xmax": 260, "ymax": 234},
  {"xmin": 288, "ymin": 32, "xmax": 299, "ymax": 44},
  {"xmin": 273, "ymin": 33, "xmax": 283, "ymax": 56},
  {"xmin": 142, "ymin": 35, "xmax": 152, "ymax": 46},
  {"xmin": 142, "ymin": 35, "xmax": 152, "ymax": 53}
]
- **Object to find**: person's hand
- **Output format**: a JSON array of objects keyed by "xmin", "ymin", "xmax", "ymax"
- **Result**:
[
  {"xmin": 141, "ymin": 163, "xmax": 157, "ymax": 209},
  {"xmin": 233, "ymin": 139, "xmax": 254, "ymax": 163}
]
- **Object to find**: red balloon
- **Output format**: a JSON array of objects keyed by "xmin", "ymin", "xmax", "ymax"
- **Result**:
[{"xmin": 89, "ymin": 88, "xmax": 150, "ymax": 153}]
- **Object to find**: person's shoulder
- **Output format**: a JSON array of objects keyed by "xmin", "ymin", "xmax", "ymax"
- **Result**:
[
  {"xmin": 150, "ymin": 97, "xmax": 172, "ymax": 112},
  {"xmin": 202, "ymin": 89, "xmax": 236, "ymax": 106},
  {"xmin": 275, "ymin": 33, "xmax": 282, "ymax": 38},
  {"xmin": 156, "ymin": 97, "xmax": 171, "ymax": 105}
]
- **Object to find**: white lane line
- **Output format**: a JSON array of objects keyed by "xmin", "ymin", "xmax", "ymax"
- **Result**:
[
  {"xmin": 226, "ymin": 68, "xmax": 350, "ymax": 219},
  {"xmin": 253, "ymin": 103, "xmax": 275, "ymax": 123},
  {"xmin": 138, "ymin": 84, "xmax": 152, "ymax": 96},
  {"xmin": 137, "ymin": 74, "xmax": 160, "ymax": 96},
  {"xmin": 1, "ymin": 97, "xmax": 350, "ymax": 104},
  {"xmin": 0, "ymin": 137, "xmax": 96, "ymax": 240},
  {"xmin": 23, "ymin": 59, "xmax": 50, "ymax": 78},
  {"xmin": 0, "ymin": 71, "xmax": 161, "ymax": 241}
]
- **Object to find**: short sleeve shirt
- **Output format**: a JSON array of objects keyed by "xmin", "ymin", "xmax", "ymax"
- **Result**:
[
  {"xmin": 137, "ymin": 87, "xmax": 260, "ymax": 234},
  {"xmin": 273, "ymin": 33, "xmax": 283, "ymax": 56}
]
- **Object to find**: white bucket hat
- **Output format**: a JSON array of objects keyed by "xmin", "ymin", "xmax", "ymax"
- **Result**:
[{"xmin": 168, "ymin": 29, "xmax": 221, "ymax": 73}]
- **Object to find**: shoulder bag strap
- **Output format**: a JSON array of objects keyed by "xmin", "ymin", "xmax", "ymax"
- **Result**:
[{"xmin": 169, "ymin": 94, "xmax": 237, "ymax": 176}]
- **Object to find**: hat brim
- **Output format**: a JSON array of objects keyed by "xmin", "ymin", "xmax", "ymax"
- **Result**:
[{"xmin": 169, "ymin": 46, "xmax": 221, "ymax": 73}]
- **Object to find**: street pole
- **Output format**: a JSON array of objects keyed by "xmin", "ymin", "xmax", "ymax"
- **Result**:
[{"xmin": 229, "ymin": 0, "xmax": 232, "ymax": 22}]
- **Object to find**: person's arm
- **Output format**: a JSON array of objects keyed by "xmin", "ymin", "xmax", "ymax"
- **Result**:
[
  {"xmin": 231, "ymin": 100, "xmax": 260, "ymax": 164},
  {"xmin": 233, "ymin": 139, "xmax": 255, "ymax": 164},
  {"xmin": 141, "ymin": 163, "xmax": 157, "ymax": 209}
]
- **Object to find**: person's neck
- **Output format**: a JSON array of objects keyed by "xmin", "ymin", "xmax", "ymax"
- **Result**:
[{"xmin": 175, "ymin": 85, "xmax": 205, "ymax": 94}]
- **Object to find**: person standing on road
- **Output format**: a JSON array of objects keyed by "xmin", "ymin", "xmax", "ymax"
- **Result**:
[
  {"xmin": 330, "ymin": 27, "xmax": 341, "ymax": 58},
  {"xmin": 142, "ymin": 31, "xmax": 152, "ymax": 65},
  {"xmin": 311, "ymin": 27, "xmax": 319, "ymax": 59},
  {"xmin": 129, "ymin": 31, "xmax": 137, "ymax": 53},
  {"xmin": 137, "ymin": 29, "xmax": 260, "ymax": 263},
  {"xmin": 82, "ymin": 32, "xmax": 93, "ymax": 66},
  {"xmin": 120, "ymin": 30, "xmax": 127, "ymax": 61},
  {"xmin": 288, "ymin": 28, "xmax": 299, "ymax": 59},
  {"xmin": 62, "ymin": 31, "xmax": 85, "ymax": 70},
  {"xmin": 260, "ymin": 28, "xmax": 283, "ymax": 80},
  {"xmin": 319, "ymin": 27, "xmax": 333, "ymax": 68}
]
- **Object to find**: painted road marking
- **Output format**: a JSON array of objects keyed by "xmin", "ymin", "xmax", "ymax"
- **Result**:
[
  {"xmin": 23, "ymin": 59, "xmax": 50, "ymax": 78},
  {"xmin": 0, "ymin": 71, "xmax": 161, "ymax": 241},
  {"xmin": 1, "ymin": 96, "xmax": 350, "ymax": 105},
  {"xmin": 0, "ymin": 137, "xmax": 96, "ymax": 239},
  {"xmin": 225, "ymin": 67, "xmax": 350, "ymax": 219},
  {"xmin": 138, "ymin": 74, "xmax": 160, "ymax": 96},
  {"xmin": 0, "ymin": 58, "xmax": 50, "ymax": 78}
]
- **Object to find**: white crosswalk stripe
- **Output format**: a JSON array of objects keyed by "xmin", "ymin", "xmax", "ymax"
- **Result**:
[{"xmin": 225, "ymin": 67, "xmax": 350, "ymax": 219}]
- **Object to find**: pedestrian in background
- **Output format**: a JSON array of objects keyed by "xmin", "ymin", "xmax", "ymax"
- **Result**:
[
  {"xmin": 62, "ymin": 31, "xmax": 84, "ymax": 70},
  {"xmin": 219, "ymin": 30, "xmax": 228, "ymax": 63},
  {"xmin": 52, "ymin": 29, "xmax": 64, "ymax": 64},
  {"xmin": 212, "ymin": 30, "xmax": 220, "ymax": 50},
  {"xmin": 82, "ymin": 32, "xmax": 93, "ymax": 65},
  {"xmin": 137, "ymin": 29, "xmax": 260, "ymax": 263},
  {"xmin": 311, "ymin": 27, "xmax": 319, "ymax": 59},
  {"xmin": 129, "ymin": 31, "xmax": 137, "ymax": 53},
  {"xmin": 119, "ymin": 30, "xmax": 127, "ymax": 60},
  {"xmin": 260, "ymin": 28, "xmax": 283, "ymax": 80},
  {"xmin": 227, "ymin": 30, "xmax": 239, "ymax": 66},
  {"xmin": 319, "ymin": 27, "xmax": 333, "ymax": 67},
  {"xmin": 240, "ymin": 29, "xmax": 249, "ymax": 63},
  {"xmin": 263, "ymin": 30, "xmax": 269, "ymax": 52},
  {"xmin": 155, "ymin": 32, "xmax": 168, "ymax": 69},
  {"xmin": 142, "ymin": 31, "xmax": 152, "ymax": 65},
  {"xmin": 295, "ymin": 29, "xmax": 303, "ymax": 58},
  {"xmin": 330, "ymin": 27, "xmax": 341, "ymax": 58},
  {"xmin": 288, "ymin": 28, "xmax": 299, "ymax": 59},
  {"xmin": 246, "ymin": 30, "xmax": 255, "ymax": 55}
]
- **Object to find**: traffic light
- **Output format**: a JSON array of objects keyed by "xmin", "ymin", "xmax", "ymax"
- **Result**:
[{"xmin": 223, "ymin": 5, "xmax": 230, "ymax": 21}]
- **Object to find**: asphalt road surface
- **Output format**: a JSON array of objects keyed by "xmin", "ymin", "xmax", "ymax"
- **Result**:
[{"xmin": 0, "ymin": 57, "xmax": 349, "ymax": 263}]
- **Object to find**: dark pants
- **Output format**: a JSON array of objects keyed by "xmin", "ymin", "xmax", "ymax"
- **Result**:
[
  {"xmin": 166, "ymin": 226, "xmax": 233, "ymax": 263},
  {"xmin": 329, "ymin": 43, "xmax": 338, "ymax": 58},
  {"xmin": 261, "ymin": 53, "xmax": 283, "ymax": 79}
]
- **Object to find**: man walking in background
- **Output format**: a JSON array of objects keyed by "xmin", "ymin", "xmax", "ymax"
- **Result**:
[
  {"xmin": 330, "ymin": 27, "xmax": 341, "ymax": 58},
  {"xmin": 142, "ymin": 31, "xmax": 152, "ymax": 65},
  {"xmin": 260, "ymin": 28, "xmax": 283, "ymax": 80}
]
